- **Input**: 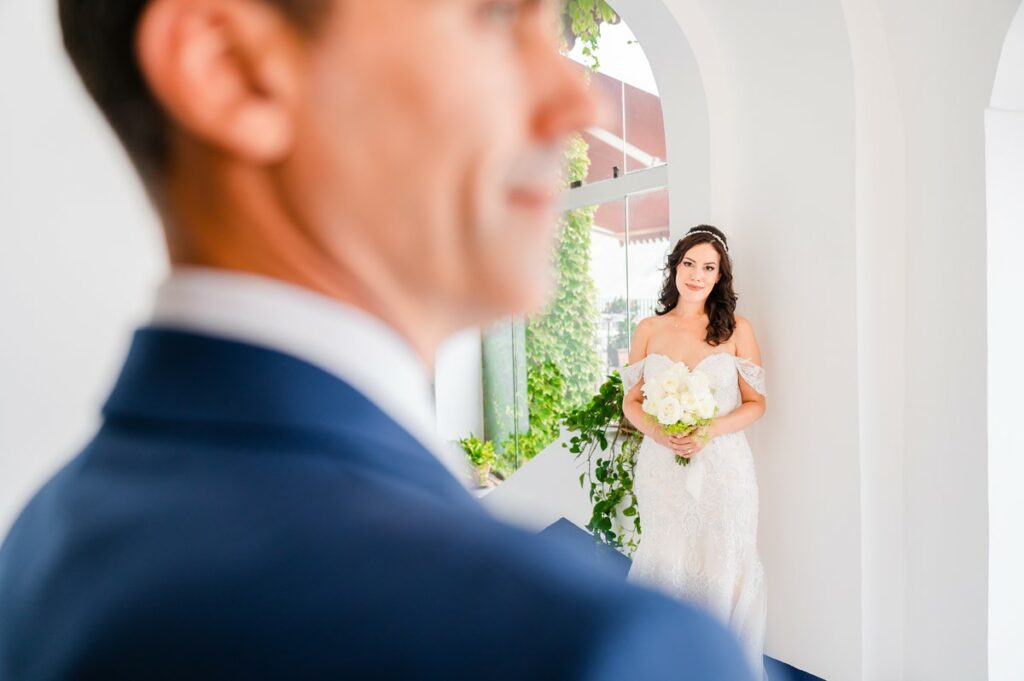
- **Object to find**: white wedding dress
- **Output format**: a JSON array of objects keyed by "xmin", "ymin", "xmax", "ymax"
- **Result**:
[{"xmin": 621, "ymin": 352, "xmax": 768, "ymax": 680}]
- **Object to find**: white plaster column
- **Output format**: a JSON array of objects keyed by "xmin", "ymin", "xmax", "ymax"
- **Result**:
[{"xmin": 987, "ymin": 5, "xmax": 1024, "ymax": 678}]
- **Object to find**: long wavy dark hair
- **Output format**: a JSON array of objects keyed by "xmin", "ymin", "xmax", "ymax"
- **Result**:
[{"xmin": 656, "ymin": 225, "xmax": 738, "ymax": 347}]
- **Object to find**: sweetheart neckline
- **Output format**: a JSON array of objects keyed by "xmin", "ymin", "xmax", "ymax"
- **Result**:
[{"xmin": 644, "ymin": 351, "xmax": 734, "ymax": 373}]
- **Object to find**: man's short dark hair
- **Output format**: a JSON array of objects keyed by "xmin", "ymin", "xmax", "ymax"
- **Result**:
[{"xmin": 57, "ymin": 0, "xmax": 327, "ymax": 180}]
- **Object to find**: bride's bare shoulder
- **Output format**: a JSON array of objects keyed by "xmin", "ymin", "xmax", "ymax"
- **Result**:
[
  {"xmin": 732, "ymin": 315, "xmax": 757, "ymax": 339},
  {"xmin": 633, "ymin": 316, "xmax": 660, "ymax": 343},
  {"xmin": 730, "ymin": 315, "xmax": 763, "ymax": 362},
  {"xmin": 627, "ymin": 316, "xmax": 662, "ymax": 363},
  {"xmin": 636, "ymin": 315, "xmax": 664, "ymax": 332},
  {"xmin": 635, "ymin": 315, "xmax": 668, "ymax": 341}
]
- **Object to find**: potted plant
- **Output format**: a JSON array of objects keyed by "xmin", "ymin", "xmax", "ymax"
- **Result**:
[{"xmin": 458, "ymin": 435, "xmax": 497, "ymax": 488}]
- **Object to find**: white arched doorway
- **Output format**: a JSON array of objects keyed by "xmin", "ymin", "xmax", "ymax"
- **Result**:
[
  {"xmin": 987, "ymin": 3, "xmax": 1024, "ymax": 679},
  {"xmin": 488, "ymin": 1, "xmax": 864, "ymax": 678}
]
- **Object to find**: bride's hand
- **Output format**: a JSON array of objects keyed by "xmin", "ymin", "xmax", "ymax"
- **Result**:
[
  {"xmin": 651, "ymin": 429, "xmax": 696, "ymax": 458},
  {"xmin": 667, "ymin": 426, "xmax": 714, "ymax": 460}
]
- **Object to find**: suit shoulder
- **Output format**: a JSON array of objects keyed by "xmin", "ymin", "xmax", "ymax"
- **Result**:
[
  {"xmin": 580, "ymin": 588, "xmax": 754, "ymax": 680},
  {"xmin": 404, "ymin": 517, "xmax": 753, "ymax": 679}
]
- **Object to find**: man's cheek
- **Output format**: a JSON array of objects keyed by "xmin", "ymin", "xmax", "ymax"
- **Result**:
[{"xmin": 511, "ymin": 224, "xmax": 558, "ymax": 290}]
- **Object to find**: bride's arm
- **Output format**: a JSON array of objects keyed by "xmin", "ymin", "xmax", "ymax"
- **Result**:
[
  {"xmin": 621, "ymin": 318, "xmax": 652, "ymax": 435},
  {"xmin": 621, "ymin": 320, "xmax": 680, "ymax": 451},
  {"xmin": 708, "ymin": 315, "xmax": 767, "ymax": 438}
]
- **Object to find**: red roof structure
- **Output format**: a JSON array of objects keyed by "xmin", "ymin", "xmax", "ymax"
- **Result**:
[{"xmin": 574, "ymin": 66, "xmax": 670, "ymax": 245}]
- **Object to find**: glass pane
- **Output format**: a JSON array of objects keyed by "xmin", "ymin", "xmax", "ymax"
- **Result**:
[
  {"xmin": 580, "ymin": 70, "xmax": 625, "ymax": 185},
  {"xmin": 566, "ymin": 17, "xmax": 666, "ymax": 182},
  {"xmin": 590, "ymin": 199, "xmax": 629, "ymax": 379},
  {"xmin": 625, "ymin": 189, "xmax": 672, "ymax": 351},
  {"xmin": 477, "ymin": 192, "xmax": 675, "ymax": 484},
  {"xmin": 481, "ymin": 317, "xmax": 527, "ymax": 477},
  {"xmin": 479, "ymin": 200, "xmax": 628, "ymax": 482},
  {"xmin": 458, "ymin": 7, "xmax": 672, "ymax": 488},
  {"xmin": 624, "ymin": 81, "xmax": 667, "ymax": 173}
]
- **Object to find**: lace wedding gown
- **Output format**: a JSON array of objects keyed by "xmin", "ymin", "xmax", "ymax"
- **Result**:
[{"xmin": 621, "ymin": 352, "xmax": 768, "ymax": 679}]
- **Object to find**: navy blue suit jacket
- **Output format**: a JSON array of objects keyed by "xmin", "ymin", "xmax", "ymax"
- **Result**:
[{"xmin": 0, "ymin": 329, "xmax": 753, "ymax": 680}]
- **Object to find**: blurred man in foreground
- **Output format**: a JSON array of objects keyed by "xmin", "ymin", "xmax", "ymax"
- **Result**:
[{"xmin": 0, "ymin": 1, "xmax": 752, "ymax": 678}]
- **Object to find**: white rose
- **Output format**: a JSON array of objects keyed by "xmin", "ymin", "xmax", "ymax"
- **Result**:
[
  {"xmin": 642, "ymin": 398, "xmax": 658, "ymax": 416},
  {"xmin": 643, "ymin": 378, "xmax": 665, "ymax": 401},
  {"xmin": 681, "ymin": 392, "xmax": 699, "ymax": 414},
  {"xmin": 660, "ymin": 376, "xmax": 680, "ymax": 395},
  {"xmin": 686, "ymin": 372, "xmax": 710, "ymax": 394},
  {"xmin": 657, "ymin": 395, "xmax": 682, "ymax": 425},
  {"xmin": 667, "ymin": 366, "xmax": 692, "ymax": 387},
  {"xmin": 697, "ymin": 396, "xmax": 717, "ymax": 419}
]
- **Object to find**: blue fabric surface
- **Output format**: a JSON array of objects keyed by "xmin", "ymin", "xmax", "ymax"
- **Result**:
[
  {"xmin": 538, "ymin": 518, "xmax": 826, "ymax": 681},
  {"xmin": 0, "ymin": 329, "xmax": 756, "ymax": 680}
]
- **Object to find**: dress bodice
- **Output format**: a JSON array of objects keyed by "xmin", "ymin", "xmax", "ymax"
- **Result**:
[{"xmin": 621, "ymin": 352, "xmax": 766, "ymax": 417}]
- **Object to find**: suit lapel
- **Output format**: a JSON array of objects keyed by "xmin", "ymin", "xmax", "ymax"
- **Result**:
[{"xmin": 103, "ymin": 328, "xmax": 476, "ymax": 509}]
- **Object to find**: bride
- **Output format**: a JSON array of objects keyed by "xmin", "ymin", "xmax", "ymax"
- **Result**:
[{"xmin": 621, "ymin": 225, "xmax": 768, "ymax": 680}]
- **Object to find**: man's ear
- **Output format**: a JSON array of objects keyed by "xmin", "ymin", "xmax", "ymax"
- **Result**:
[{"xmin": 136, "ymin": 0, "xmax": 307, "ymax": 164}]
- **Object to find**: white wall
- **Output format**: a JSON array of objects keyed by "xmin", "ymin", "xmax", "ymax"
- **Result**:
[
  {"xmin": 840, "ymin": 0, "xmax": 908, "ymax": 676},
  {"xmin": 993, "ymin": 4, "xmax": 1024, "ymax": 111},
  {"xmin": 663, "ymin": 1, "xmax": 1019, "ymax": 677},
  {"xmin": 0, "ymin": 1, "xmax": 166, "ymax": 534},
  {"xmin": 986, "ymin": 107, "xmax": 1024, "ymax": 681},
  {"xmin": 483, "ymin": 431, "xmax": 593, "ymax": 532},
  {"xmin": 874, "ymin": 1, "xmax": 1019, "ymax": 678},
  {"xmin": 662, "ymin": 1, "xmax": 863, "ymax": 677},
  {"xmin": 987, "ymin": 5, "xmax": 1024, "ymax": 679},
  {"xmin": 433, "ymin": 327, "xmax": 484, "ymax": 441}
]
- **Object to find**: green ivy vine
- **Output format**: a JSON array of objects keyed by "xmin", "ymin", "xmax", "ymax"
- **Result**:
[
  {"xmin": 498, "ymin": 3, "xmax": 632, "ymax": 529},
  {"xmin": 501, "ymin": 137, "xmax": 602, "ymax": 463},
  {"xmin": 563, "ymin": 372, "xmax": 644, "ymax": 554},
  {"xmin": 498, "ymin": 3, "xmax": 615, "ymax": 464}
]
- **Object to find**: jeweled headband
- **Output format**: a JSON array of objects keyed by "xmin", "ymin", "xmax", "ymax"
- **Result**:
[{"xmin": 686, "ymin": 229, "xmax": 729, "ymax": 253}]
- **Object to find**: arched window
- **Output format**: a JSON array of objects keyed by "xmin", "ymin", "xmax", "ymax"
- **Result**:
[{"xmin": 437, "ymin": 9, "xmax": 673, "ymax": 487}]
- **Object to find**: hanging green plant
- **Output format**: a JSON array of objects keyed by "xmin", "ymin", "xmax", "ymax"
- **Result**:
[
  {"xmin": 562, "ymin": 0, "xmax": 618, "ymax": 69},
  {"xmin": 562, "ymin": 371, "xmax": 644, "ymax": 555},
  {"xmin": 550, "ymin": 2, "xmax": 652, "ymax": 556}
]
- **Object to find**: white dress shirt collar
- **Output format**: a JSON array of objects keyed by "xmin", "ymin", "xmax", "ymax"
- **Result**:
[{"xmin": 149, "ymin": 266, "xmax": 468, "ymax": 481}]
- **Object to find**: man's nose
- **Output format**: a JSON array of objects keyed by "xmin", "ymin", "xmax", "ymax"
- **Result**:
[{"xmin": 530, "ymin": 46, "xmax": 603, "ymax": 142}]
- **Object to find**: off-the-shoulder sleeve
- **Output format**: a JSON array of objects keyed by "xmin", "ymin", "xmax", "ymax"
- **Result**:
[
  {"xmin": 620, "ymin": 359, "xmax": 645, "ymax": 396},
  {"xmin": 735, "ymin": 357, "xmax": 766, "ymax": 396}
]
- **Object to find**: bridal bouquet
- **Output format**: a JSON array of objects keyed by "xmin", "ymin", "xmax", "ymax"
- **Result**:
[{"xmin": 641, "ymin": 361, "xmax": 719, "ymax": 466}]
